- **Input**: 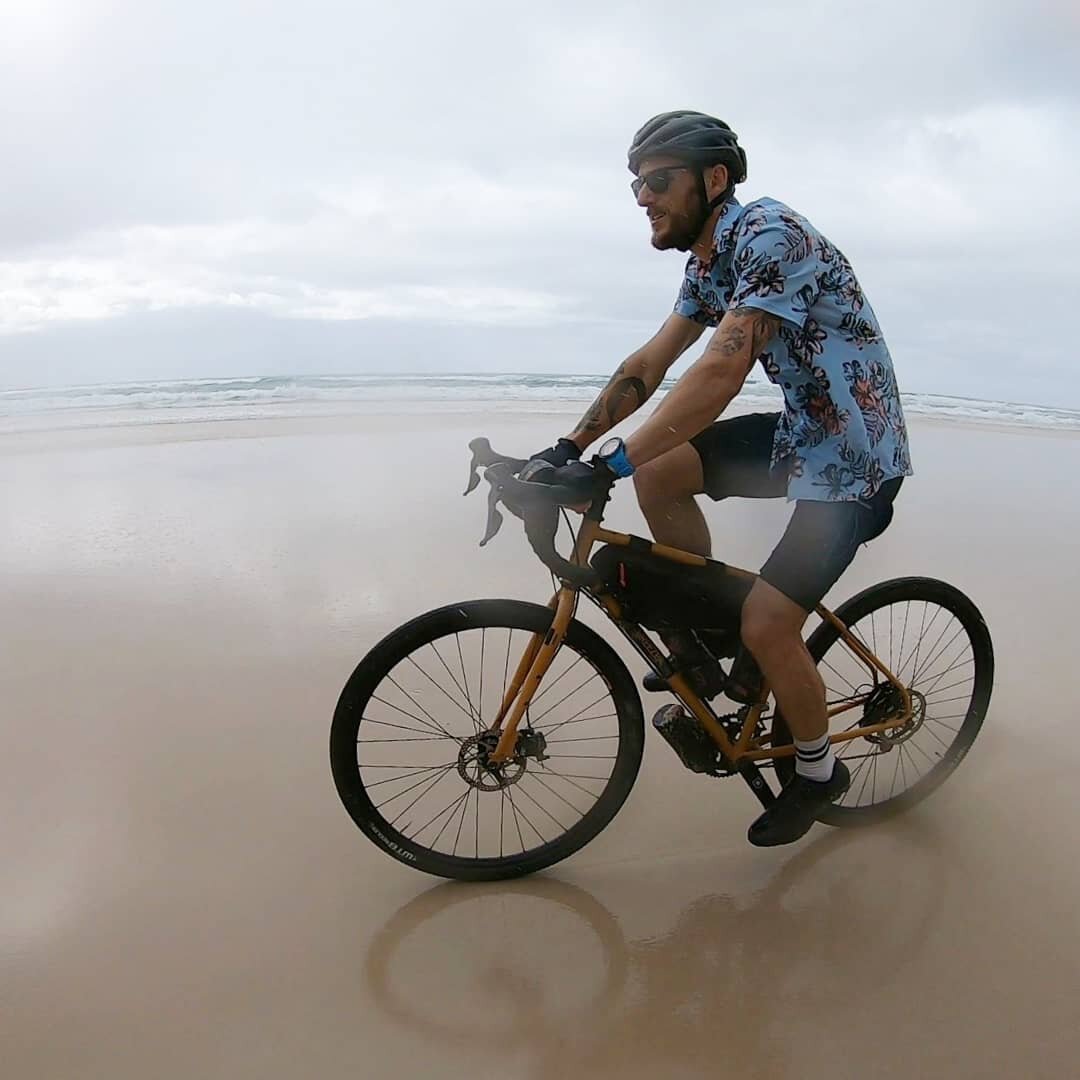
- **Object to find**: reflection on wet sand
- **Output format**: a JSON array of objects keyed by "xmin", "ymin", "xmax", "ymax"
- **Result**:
[
  {"xmin": 5, "ymin": 415, "xmax": 1080, "ymax": 1079},
  {"xmin": 365, "ymin": 821, "xmax": 946, "ymax": 1078}
]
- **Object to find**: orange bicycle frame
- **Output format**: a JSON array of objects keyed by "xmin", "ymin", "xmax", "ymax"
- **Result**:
[{"xmin": 488, "ymin": 517, "xmax": 911, "ymax": 767}]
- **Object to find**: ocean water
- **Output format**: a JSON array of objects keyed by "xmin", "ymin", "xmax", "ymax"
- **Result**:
[{"xmin": 2, "ymin": 373, "xmax": 1079, "ymax": 433}]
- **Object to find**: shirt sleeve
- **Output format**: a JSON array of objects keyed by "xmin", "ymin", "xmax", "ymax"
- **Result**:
[
  {"xmin": 672, "ymin": 276, "xmax": 719, "ymax": 327},
  {"xmin": 729, "ymin": 208, "xmax": 821, "ymax": 330}
]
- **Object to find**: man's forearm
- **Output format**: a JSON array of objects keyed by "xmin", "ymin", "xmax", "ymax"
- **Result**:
[
  {"xmin": 623, "ymin": 306, "xmax": 777, "ymax": 468},
  {"xmin": 624, "ymin": 359, "xmax": 741, "ymax": 467},
  {"xmin": 566, "ymin": 353, "xmax": 664, "ymax": 450}
]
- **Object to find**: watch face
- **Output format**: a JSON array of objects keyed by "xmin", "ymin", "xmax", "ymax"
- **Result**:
[{"xmin": 598, "ymin": 437, "xmax": 621, "ymax": 458}]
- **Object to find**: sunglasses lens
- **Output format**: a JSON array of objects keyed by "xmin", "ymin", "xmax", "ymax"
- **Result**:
[{"xmin": 632, "ymin": 170, "xmax": 673, "ymax": 197}]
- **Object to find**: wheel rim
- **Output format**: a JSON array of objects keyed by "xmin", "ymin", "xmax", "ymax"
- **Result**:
[
  {"xmin": 353, "ymin": 626, "xmax": 625, "ymax": 862},
  {"xmin": 815, "ymin": 595, "xmax": 982, "ymax": 811}
]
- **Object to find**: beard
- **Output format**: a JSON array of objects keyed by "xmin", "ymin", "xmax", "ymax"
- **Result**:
[{"xmin": 650, "ymin": 188, "xmax": 711, "ymax": 252}]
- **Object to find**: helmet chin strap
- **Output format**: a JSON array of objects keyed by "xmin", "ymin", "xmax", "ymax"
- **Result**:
[{"xmin": 690, "ymin": 169, "xmax": 731, "ymax": 245}]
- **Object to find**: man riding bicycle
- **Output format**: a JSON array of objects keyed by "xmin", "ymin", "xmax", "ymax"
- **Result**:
[{"xmin": 526, "ymin": 111, "xmax": 913, "ymax": 847}]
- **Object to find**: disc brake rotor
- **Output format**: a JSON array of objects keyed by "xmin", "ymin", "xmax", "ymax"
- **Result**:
[
  {"xmin": 864, "ymin": 686, "xmax": 926, "ymax": 747},
  {"xmin": 457, "ymin": 732, "xmax": 523, "ymax": 790}
]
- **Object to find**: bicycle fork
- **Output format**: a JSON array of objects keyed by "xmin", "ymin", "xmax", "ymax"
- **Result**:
[{"xmin": 487, "ymin": 589, "xmax": 576, "ymax": 764}]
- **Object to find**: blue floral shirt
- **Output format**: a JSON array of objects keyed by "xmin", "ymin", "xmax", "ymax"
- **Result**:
[{"xmin": 674, "ymin": 197, "xmax": 913, "ymax": 501}]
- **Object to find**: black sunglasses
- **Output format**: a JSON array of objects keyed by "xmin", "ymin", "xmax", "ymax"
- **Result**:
[{"xmin": 630, "ymin": 165, "xmax": 692, "ymax": 198}]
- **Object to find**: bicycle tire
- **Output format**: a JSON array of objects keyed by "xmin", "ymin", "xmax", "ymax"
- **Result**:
[
  {"xmin": 330, "ymin": 599, "xmax": 645, "ymax": 880},
  {"xmin": 773, "ymin": 576, "xmax": 993, "ymax": 825}
]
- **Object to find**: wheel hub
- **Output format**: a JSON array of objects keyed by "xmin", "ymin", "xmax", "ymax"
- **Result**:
[
  {"xmin": 864, "ymin": 685, "xmax": 926, "ymax": 747},
  {"xmin": 457, "ymin": 729, "xmax": 548, "ymax": 791}
]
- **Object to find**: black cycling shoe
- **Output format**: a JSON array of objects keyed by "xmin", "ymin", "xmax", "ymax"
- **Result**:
[{"xmin": 747, "ymin": 759, "xmax": 851, "ymax": 847}]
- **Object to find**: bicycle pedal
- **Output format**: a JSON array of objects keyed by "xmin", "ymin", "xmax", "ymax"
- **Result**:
[{"xmin": 652, "ymin": 704, "xmax": 719, "ymax": 774}]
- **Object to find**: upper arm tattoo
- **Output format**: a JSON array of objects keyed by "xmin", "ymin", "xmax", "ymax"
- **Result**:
[{"xmin": 705, "ymin": 307, "xmax": 780, "ymax": 369}]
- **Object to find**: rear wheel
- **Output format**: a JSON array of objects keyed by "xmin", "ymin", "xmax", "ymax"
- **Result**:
[
  {"xmin": 330, "ymin": 599, "xmax": 645, "ymax": 880},
  {"xmin": 773, "ymin": 577, "xmax": 993, "ymax": 824}
]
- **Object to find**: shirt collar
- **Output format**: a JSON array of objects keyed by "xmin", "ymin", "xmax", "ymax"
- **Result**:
[{"xmin": 691, "ymin": 196, "xmax": 744, "ymax": 279}]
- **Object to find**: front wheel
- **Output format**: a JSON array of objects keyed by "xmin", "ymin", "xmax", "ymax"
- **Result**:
[
  {"xmin": 330, "ymin": 599, "xmax": 645, "ymax": 880},
  {"xmin": 774, "ymin": 577, "xmax": 994, "ymax": 825}
]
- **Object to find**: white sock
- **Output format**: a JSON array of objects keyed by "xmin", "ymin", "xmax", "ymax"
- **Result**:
[{"xmin": 794, "ymin": 733, "xmax": 835, "ymax": 782}]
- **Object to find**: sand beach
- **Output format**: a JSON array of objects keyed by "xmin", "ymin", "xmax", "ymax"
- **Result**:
[{"xmin": 3, "ymin": 403, "xmax": 1080, "ymax": 1079}]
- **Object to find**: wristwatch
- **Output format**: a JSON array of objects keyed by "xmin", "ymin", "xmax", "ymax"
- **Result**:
[{"xmin": 596, "ymin": 436, "xmax": 635, "ymax": 478}]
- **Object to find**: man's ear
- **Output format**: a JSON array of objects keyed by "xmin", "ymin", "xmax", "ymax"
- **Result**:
[{"xmin": 706, "ymin": 162, "xmax": 730, "ymax": 198}]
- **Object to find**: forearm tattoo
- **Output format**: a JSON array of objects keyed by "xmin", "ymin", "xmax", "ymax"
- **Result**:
[{"xmin": 572, "ymin": 361, "xmax": 648, "ymax": 437}]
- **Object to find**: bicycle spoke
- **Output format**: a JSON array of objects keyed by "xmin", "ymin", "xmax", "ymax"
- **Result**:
[
  {"xmin": 527, "ymin": 771, "xmax": 593, "ymax": 818},
  {"xmin": 451, "ymin": 785, "xmax": 473, "ymax": 857},
  {"xmin": 360, "ymin": 715, "xmax": 453, "ymax": 738},
  {"xmin": 502, "ymin": 786, "xmax": 526, "ymax": 852},
  {"xmin": 385, "ymin": 766, "xmax": 458, "ymax": 826},
  {"xmin": 529, "ymin": 654, "xmax": 586, "ymax": 708},
  {"xmin": 535, "ymin": 770, "xmax": 608, "ymax": 800},
  {"xmin": 360, "ymin": 735, "xmax": 453, "ymax": 743},
  {"xmin": 529, "ymin": 673, "xmax": 603, "ymax": 725},
  {"xmin": 514, "ymin": 780, "xmax": 573, "ymax": 833},
  {"xmin": 534, "ymin": 693, "xmax": 612, "ymax": 735},
  {"xmin": 897, "ymin": 600, "xmax": 912, "ymax": 682},
  {"xmin": 820, "ymin": 654, "xmax": 861, "ymax": 695},
  {"xmin": 906, "ymin": 738, "xmax": 939, "ymax": 767},
  {"xmin": 479, "ymin": 628, "xmax": 486, "ymax": 726},
  {"xmin": 506, "ymin": 786, "xmax": 548, "ymax": 846},
  {"xmin": 537, "ymin": 711, "xmax": 618, "ymax": 736},
  {"xmin": 920, "ymin": 673, "xmax": 975, "ymax": 700},
  {"xmin": 453, "ymin": 634, "xmax": 480, "ymax": 731},
  {"xmin": 502, "ymin": 628, "xmax": 512, "ymax": 703},
  {"xmin": 413, "ymin": 788, "xmax": 471, "ymax": 845},
  {"xmin": 903, "ymin": 602, "xmax": 940, "ymax": 684},
  {"xmin": 546, "ymin": 734, "xmax": 620, "ymax": 743},
  {"xmin": 888, "ymin": 746, "xmax": 902, "ymax": 799},
  {"xmin": 544, "ymin": 753, "xmax": 617, "ymax": 760},
  {"xmin": 377, "ymin": 762, "xmax": 457, "ymax": 814},
  {"xmin": 372, "ymin": 690, "xmax": 460, "ymax": 742},
  {"xmin": 417, "ymin": 645, "xmax": 479, "ymax": 731},
  {"xmin": 909, "ymin": 617, "xmax": 962, "ymax": 686},
  {"xmin": 364, "ymin": 763, "xmax": 458, "ymax": 789}
]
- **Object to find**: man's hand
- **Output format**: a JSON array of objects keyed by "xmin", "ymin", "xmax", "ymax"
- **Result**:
[
  {"xmin": 519, "ymin": 457, "xmax": 617, "ymax": 513},
  {"xmin": 520, "ymin": 437, "xmax": 581, "ymax": 480}
]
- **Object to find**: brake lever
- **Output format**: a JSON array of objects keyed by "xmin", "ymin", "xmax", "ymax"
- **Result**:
[
  {"xmin": 464, "ymin": 437, "xmax": 528, "ymax": 495},
  {"xmin": 479, "ymin": 480, "xmax": 505, "ymax": 546}
]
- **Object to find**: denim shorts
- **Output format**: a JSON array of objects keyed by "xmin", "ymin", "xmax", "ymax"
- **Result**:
[{"xmin": 689, "ymin": 412, "xmax": 903, "ymax": 612}]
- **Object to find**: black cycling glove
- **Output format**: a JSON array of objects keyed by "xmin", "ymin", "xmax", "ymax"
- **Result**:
[{"xmin": 520, "ymin": 437, "xmax": 582, "ymax": 481}]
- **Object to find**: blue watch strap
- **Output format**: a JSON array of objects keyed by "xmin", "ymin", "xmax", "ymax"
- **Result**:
[{"xmin": 604, "ymin": 441, "xmax": 635, "ymax": 478}]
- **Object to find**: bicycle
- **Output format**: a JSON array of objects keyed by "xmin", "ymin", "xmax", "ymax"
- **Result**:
[{"xmin": 330, "ymin": 438, "xmax": 994, "ymax": 880}]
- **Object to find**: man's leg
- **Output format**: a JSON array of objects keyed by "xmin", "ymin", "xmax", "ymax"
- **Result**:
[
  {"xmin": 738, "ymin": 493, "xmax": 910, "ymax": 846},
  {"xmin": 632, "ymin": 416, "xmax": 787, "ymax": 691},
  {"xmin": 740, "ymin": 579, "xmax": 826, "ymax": 742},
  {"xmin": 632, "ymin": 412, "xmax": 788, "ymax": 556},
  {"xmin": 632, "ymin": 443, "xmax": 711, "ymax": 556}
]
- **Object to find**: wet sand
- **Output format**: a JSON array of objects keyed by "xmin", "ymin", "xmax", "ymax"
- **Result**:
[{"xmin": 3, "ymin": 409, "xmax": 1080, "ymax": 1079}]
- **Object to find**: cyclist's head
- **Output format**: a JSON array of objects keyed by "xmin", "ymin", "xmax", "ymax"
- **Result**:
[{"xmin": 628, "ymin": 111, "xmax": 747, "ymax": 252}]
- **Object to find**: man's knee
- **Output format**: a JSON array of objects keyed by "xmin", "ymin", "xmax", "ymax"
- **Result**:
[
  {"xmin": 632, "ymin": 444, "xmax": 704, "ymax": 510},
  {"xmin": 740, "ymin": 581, "xmax": 808, "ymax": 660}
]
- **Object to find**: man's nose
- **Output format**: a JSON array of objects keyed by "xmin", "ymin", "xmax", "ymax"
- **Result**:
[{"xmin": 636, "ymin": 184, "xmax": 655, "ymax": 209}]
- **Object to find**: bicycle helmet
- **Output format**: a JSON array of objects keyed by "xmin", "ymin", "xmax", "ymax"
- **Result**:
[{"xmin": 628, "ymin": 111, "xmax": 747, "ymax": 211}]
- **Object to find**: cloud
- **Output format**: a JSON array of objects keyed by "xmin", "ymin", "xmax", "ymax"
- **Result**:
[{"xmin": 0, "ymin": 0, "xmax": 1077, "ymax": 403}]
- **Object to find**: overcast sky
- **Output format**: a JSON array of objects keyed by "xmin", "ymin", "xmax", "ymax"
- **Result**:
[{"xmin": 2, "ymin": 0, "xmax": 1077, "ymax": 404}]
